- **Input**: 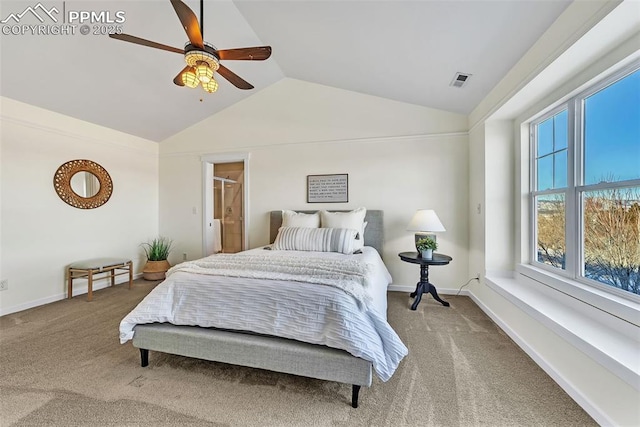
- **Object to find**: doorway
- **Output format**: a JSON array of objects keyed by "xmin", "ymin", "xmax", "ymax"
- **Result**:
[
  {"xmin": 213, "ymin": 162, "xmax": 244, "ymax": 253},
  {"xmin": 202, "ymin": 153, "xmax": 249, "ymax": 257}
]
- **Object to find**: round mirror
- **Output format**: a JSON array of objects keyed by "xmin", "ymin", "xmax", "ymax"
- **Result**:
[
  {"xmin": 70, "ymin": 171, "xmax": 101, "ymax": 198},
  {"xmin": 53, "ymin": 160, "xmax": 113, "ymax": 209}
]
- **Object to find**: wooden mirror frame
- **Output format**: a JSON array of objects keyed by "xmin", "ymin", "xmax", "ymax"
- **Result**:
[{"xmin": 53, "ymin": 159, "xmax": 113, "ymax": 209}]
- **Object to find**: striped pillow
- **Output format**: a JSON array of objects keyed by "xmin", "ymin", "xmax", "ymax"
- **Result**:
[
  {"xmin": 320, "ymin": 208, "xmax": 367, "ymax": 251},
  {"xmin": 272, "ymin": 227, "xmax": 357, "ymax": 254}
]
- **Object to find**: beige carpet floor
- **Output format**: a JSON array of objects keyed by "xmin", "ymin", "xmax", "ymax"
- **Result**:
[{"xmin": 0, "ymin": 279, "xmax": 596, "ymax": 426}]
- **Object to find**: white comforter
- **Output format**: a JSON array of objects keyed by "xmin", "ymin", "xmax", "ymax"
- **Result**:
[{"xmin": 120, "ymin": 247, "xmax": 408, "ymax": 381}]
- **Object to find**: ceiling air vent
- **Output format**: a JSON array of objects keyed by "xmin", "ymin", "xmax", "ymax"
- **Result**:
[{"xmin": 450, "ymin": 72, "xmax": 472, "ymax": 88}]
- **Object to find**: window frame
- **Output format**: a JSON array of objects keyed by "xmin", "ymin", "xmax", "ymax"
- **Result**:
[
  {"xmin": 529, "ymin": 60, "xmax": 640, "ymax": 302},
  {"xmin": 530, "ymin": 103, "xmax": 573, "ymax": 278}
]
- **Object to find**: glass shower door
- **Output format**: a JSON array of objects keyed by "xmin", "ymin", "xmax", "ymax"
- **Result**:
[{"xmin": 221, "ymin": 181, "xmax": 243, "ymax": 253}]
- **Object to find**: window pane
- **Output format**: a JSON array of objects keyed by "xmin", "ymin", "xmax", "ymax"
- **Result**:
[
  {"xmin": 584, "ymin": 69, "xmax": 640, "ymax": 185},
  {"xmin": 536, "ymin": 194, "xmax": 566, "ymax": 270},
  {"xmin": 538, "ymin": 119, "xmax": 553, "ymax": 157},
  {"xmin": 582, "ymin": 186, "xmax": 640, "ymax": 295},
  {"xmin": 535, "ymin": 109, "xmax": 568, "ymax": 191},
  {"xmin": 554, "ymin": 150, "xmax": 567, "ymax": 188},
  {"xmin": 537, "ymin": 155, "xmax": 553, "ymax": 190},
  {"xmin": 554, "ymin": 110, "xmax": 568, "ymax": 150}
]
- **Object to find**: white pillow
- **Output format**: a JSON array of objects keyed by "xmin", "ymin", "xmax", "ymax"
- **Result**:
[
  {"xmin": 272, "ymin": 227, "xmax": 357, "ymax": 254},
  {"xmin": 282, "ymin": 210, "xmax": 320, "ymax": 228},
  {"xmin": 320, "ymin": 207, "xmax": 367, "ymax": 250}
]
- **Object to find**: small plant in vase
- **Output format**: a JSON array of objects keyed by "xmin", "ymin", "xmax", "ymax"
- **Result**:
[
  {"xmin": 141, "ymin": 236, "xmax": 173, "ymax": 280},
  {"xmin": 416, "ymin": 236, "xmax": 437, "ymax": 260}
]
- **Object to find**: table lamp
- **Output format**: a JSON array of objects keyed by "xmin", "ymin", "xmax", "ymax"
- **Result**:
[{"xmin": 407, "ymin": 209, "xmax": 445, "ymax": 252}]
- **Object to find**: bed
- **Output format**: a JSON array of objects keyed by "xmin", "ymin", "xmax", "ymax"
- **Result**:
[{"xmin": 120, "ymin": 209, "xmax": 407, "ymax": 408}]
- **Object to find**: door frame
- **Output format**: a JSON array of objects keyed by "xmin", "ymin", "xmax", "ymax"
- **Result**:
[{"xmin": 201, "ymin": 152, "xmax": 250, "ymax": 256}]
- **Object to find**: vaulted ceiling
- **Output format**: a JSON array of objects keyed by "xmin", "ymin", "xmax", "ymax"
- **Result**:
[{"xmin": 0, "ymin": 0, "xmax": 571, "ymax": 141}]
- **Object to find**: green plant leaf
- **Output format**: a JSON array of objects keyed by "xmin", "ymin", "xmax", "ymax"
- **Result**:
[
  {"xmin": 141, "ymin": 236, "xmax": 173, "ymax": 261},
  {"xmin": 416, "ymin": 236, "xmax": 438, "ymax": 250}
]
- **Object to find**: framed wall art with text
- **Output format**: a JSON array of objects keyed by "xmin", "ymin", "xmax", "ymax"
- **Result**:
[{"xmin": 307, "ymin": 174, "xmax": 348, "ymax": 203}]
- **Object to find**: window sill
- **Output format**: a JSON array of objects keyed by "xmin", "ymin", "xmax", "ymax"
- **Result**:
[
  {"xmin": 485, "ymin": 267, "xmax": 640, "ymax": 392},
  {"xmin": 516, "ymin": 264, "xmax": 639, "ymax": 328}
]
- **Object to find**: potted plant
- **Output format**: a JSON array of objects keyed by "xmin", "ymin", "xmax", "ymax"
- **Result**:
[
  {"xmin": 141, "ymin": 236, "xmax": 173, "ymax": 280},
  {"xmin": 416, "ymin": 236, "xmax": 437, "ymax": 260}
]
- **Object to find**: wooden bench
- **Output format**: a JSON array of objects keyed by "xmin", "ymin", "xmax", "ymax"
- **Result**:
[{"xmin": 67, "ymin": 258, "xmax": 133, "ymax": 301}]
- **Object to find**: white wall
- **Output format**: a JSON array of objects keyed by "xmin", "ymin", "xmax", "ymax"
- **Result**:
[
  {"xmin": 0, "ymin": 97, "xmax": 159, "ymax": 315},
  {"xmin": 160, "ymin": 78, "xmax": 471, "ymax": 290},
  {"xmin": 468, "ymin": 123, "xmax": 485, "ymax": 282},
  {"xmin": 161, "ymin": 78, "xmax": 469, "ymax": 155},
  {"xmin": 483, "ymin": 120, "xmax": 514, "ymax": 273}
]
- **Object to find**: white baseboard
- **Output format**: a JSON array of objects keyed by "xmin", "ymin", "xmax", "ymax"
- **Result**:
[
  {"xmin": 388, "ymin": 284, "xmax": 414, "ymax": 293},
  {"xmin": 0, "ymin": 273, "xmax": 143, "ymax": 317}
]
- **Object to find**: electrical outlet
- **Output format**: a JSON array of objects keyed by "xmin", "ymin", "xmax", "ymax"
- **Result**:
[{"xmin": 0, "ymin": 279, "xmax": 8, "ymax": 291}]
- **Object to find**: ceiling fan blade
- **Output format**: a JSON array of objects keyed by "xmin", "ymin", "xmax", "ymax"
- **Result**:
[
  {"xmin": 109, "ymin": 33, "xmax": 184, "ymax": 54},
  {"xmin": 217, "ymin": 46, "xmax": 272, "ymax": 61},
  {"xmin": 217, "ymin": 64, "xmax": 254, "ymax": 90},
  {"xmin": 170, "ymin": 0, "xmax": 203, "ymax": 49},
  {"xmin": 173, "ymin": 65, "xmax": 192, "ymax": 86}
]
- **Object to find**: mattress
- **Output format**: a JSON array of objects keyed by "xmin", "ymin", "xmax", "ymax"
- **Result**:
[{"xmin": 120, "ymin": 246, "xmax": 408, "ymax": 381}]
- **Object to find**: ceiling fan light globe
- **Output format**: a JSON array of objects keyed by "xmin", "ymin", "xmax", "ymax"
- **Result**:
[
  {"xmin": 203, "ymin": 79, "xmax": 218, "ymax": 93},
  {"xmin": 182, "ymin": 70, "xmax": 199, "ymax": 88},
  {"xmin": 195, "ymin": 64, "xmax": 213, "ymax": 83}
]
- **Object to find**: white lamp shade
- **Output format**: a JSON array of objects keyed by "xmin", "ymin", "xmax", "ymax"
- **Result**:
[{"xmin": 407, "ymin": 209, "xmax": 445, "ymax": 232}]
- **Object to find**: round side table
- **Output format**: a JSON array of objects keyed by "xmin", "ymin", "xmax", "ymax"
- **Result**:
[{"xmin": 398, "ymin": 252, "xmax": 452, "ymax": 310}]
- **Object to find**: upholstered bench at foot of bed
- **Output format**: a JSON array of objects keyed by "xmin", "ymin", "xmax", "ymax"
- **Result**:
[
  {"xmin": 67, "ymin": 258, "xmax": 133, "ymax": 301},
  {"xmin": 132, "ymin": 323, "xmax": 373, "ymax": 408}
]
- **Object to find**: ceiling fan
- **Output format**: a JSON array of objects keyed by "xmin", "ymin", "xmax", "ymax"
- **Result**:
[{"xmin": 109, "ymin": 0, "xmax": 271, "ymax": 93}]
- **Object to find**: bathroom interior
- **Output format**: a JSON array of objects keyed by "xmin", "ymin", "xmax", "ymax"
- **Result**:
[{"xmin": 212, "ymin": 162, "xmax": 244, "ymax": 253}]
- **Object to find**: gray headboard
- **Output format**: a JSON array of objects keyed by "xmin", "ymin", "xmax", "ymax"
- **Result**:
[{"xmin": 269, "ymin": 210, "xmax": 384, "ymax": 257}]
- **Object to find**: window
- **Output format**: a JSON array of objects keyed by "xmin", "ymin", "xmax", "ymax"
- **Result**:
[{"xmin": 530, "ymin": 63, "xmax": 640, "ymax": 298}]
